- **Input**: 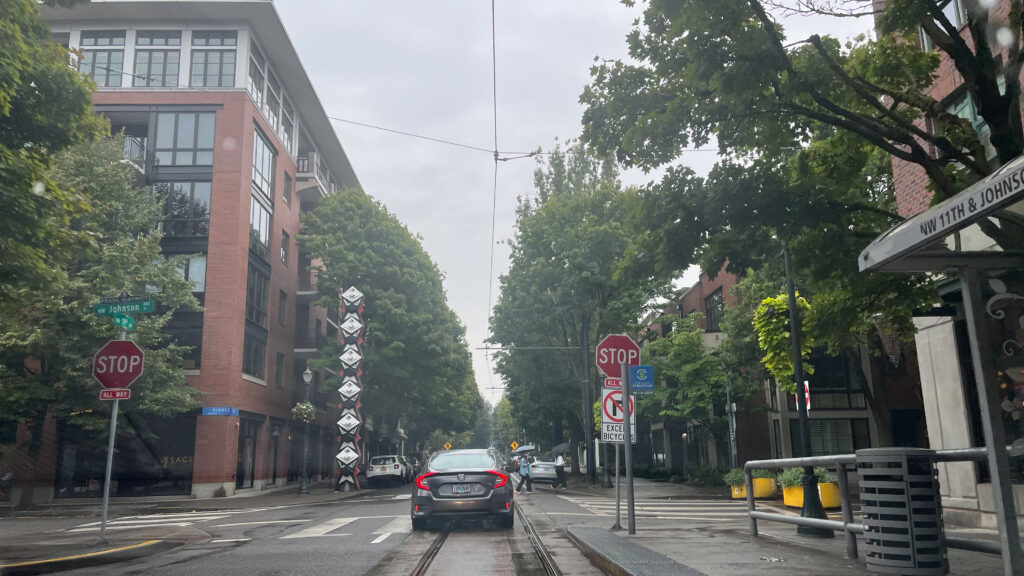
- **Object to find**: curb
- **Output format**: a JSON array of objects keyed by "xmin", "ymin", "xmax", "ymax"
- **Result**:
[
  {"xmin": 564, "ymin": 527, "xmax": 631, "ymax": 576},
  {"xmin": 0, "ymin": 540, "xmax": 181, "ymax": 576}
]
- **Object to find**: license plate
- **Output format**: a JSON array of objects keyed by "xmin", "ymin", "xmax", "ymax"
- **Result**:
[
  {"xmin": 453, "ymin": 483, "xmax": 471, "ymax": 495},
  {"xmin": 380, "ymin": 467, "xmax": 387, "ymax": 471}
]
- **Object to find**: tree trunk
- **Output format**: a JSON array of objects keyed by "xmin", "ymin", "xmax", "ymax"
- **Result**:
[{"xmin": 853, "ymin": 347, "xmax": 893, "ymax": 447}]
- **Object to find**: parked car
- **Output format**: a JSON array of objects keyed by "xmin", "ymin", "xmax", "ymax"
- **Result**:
[
  {"xmin": 406, "ymin": 456, "xmax": 422, "ymax": 477},
  {"xmin": 410, "ymin": 448, "xmax": 514, "ymax": 530},
  {"xmin": 529, "ymin": 458, "xmax": 558, "ymax": 485},
  {"xmin": 366, "ymin": 455, "xmax": 407, "ymax": 487}
]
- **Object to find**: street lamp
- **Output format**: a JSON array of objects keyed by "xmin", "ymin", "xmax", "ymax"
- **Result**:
[
  {"xmin": 299, "ymin": 366, "xmax": 313, "ymax": 495},
  {"xmin": 782, "ymin": 242, "xmax": 832, "ymax": 537}
]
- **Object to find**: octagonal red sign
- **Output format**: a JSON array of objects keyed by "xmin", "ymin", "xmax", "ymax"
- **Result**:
[
  {"xmin": 595, "ymin": 334, "xmax": 640, "ymax": 378},
  {"xmin": 93, "ymin": 340, "xmax": 145, "ymax": 389}
]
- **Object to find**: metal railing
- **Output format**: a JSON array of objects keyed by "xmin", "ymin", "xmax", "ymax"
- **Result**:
[
  {"xmin": 294, "ymin": 329, "xmax": 326, "ymax": 350},
  {"xmin": 298, "ymin": 269, "xmax": 319, "ymax": 293},
  {"xmin": 743, "ymin": 447, "xmax": 1004, "ymax": 560}
]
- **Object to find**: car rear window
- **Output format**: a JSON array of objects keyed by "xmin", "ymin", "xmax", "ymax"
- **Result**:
[
  {"xmin": 371, "ymin": 457, "xmax": 396, "ymax": 465},
  {"xmin": 430, "ymin": 453, "xmax": 495, "ymax": 470}
]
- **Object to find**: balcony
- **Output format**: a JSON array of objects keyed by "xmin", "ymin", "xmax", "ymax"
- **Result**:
[
  {"xmin": 294, "ymin": 328, "xmax": 326, "ymax": 360},
  {"xmin": 121, "ymin": 135, "xmax": 147, "ymax": 175},
  {"xmin": 297, "ymin": 269, "xmax": 319, "ymax": 304},
  {"xmin": 295, "ymin": 152, "xmax": 335, "ymax": 203}
]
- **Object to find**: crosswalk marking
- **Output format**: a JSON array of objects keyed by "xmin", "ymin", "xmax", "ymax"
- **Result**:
[
  {"xmin": 67, "ymin": 507, "xmax": 270, "ymax": 533},
  {"xmin": 370, "ymin": 516, "xmax": 411, "ymax": 544},
  {"xmin": 558, "ymin": 496, "xmax": 751, "ymax": 521},
  {"xmin": 392, "ymin": 494, "xmax": 411, "ymax": 500},
  {"xmin": 214, "ymin": 520, "xmax": 310, "ymax": 527},
  {"xmin": 281, "ymin": 517, "xmax": 358, "ymax": 539}
]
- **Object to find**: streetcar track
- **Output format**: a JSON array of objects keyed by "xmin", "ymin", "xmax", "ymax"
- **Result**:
[
  {"xmin": 515, "ymin": 501, "xmax": 562, "ymax": 576},
  {"xmin": 409, "ymin": 530, "xmax": 448, "ymax": 576}
]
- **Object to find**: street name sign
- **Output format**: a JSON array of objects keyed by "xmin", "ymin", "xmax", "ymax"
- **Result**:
[
  {"xmin": 595, "ymin": 334, "xmax": 641, "ymax": 378},
  {"xmin": 113, "ymin": 314, "xmax": 135, "ymax": 331},
  {"xmin": 93, "ymin": 340, "xmax": 145, "ymax": 389},
  {"xmin": 93, "ymin": 300, "xmax": 154, "ymax": 316},
  {"xmin": 601, "ymin": 387, "xmax": 636, "ymax": 443}
]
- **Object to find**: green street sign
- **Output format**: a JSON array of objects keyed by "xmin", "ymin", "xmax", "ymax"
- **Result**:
[
  {"xmin": 93, "ymin": 300, "xmax": 154, "ymax": 316},
  {"xmin": 113, "ymin": 314, "xmax": 135, "ymax": 331}
]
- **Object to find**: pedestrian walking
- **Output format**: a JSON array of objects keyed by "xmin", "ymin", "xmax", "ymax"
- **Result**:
[
  {"xmin": 554, "ymin": 453, "xmax": 567, "ymax": 490},
  {"xmin": 515, "ymin": 453, "xmax": 533, "ymax": 494}
]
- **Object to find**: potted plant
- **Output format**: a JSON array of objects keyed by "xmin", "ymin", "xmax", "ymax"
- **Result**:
[
  {"xmin": 723, "ymin": 468, "xmax": 746, "ymax": 498},
  {"xmin": 777, "ymin": 467, "xmax": 841, "ymax": 508},
  {"xmin": 723, "ymin": 468, "xmax": 778, "ymax": 499},
  {"xmin": 291, "ymin": 401, "xmax": 316, "ymax": 423}
]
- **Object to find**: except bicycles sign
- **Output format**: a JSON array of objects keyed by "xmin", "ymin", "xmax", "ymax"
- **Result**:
[{"xmin": 601, "ymin": 388, "xmax": 636, "ymax": 443}]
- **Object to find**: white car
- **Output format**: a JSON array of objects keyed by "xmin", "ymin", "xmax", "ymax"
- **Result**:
[{"xmin": 367, "ymin": 455, "xmax": 407, "ymax": 487}]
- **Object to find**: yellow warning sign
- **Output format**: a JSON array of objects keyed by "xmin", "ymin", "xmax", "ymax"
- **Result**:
[
  {"xmin": 443, "ymin": 441, "xmax": 452, "ymax": 450},
  {"xmin": 510, "ymin": 441, "xmax": 519, "ymax": 451}
]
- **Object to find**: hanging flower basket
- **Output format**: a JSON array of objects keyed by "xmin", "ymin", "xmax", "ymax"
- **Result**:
[{"xmin": 291, "ymin": 401, "xmax": 316, "ymax": 423}]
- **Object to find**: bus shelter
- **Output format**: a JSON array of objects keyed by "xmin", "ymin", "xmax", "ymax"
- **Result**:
[{"xmin": 859, "ymin": 154, "xmax": 1024, "ymax": 574}]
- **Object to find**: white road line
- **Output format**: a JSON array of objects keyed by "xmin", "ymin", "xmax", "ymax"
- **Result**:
[
  {"xmin": 213, "ymin": 520, "xmax": 310, "ymax": 527},
  {"xmin": 73, "ymin": 515, "xmax": 230, "ymax": 527},
  {"xmin": 210, "ymin": 539, "xmax": 251, "ymax": 543},
  {"xmin": 371, "ymin": 533, "xmax": 390, "ymax": 544},
  {"xmin": 68, "ymin": 522, "xmax": 193, "ymax": 532},
  {"xmin": 391, "ymin": 494, "xmax": 411, "ymax": 500},
  {"xmin": 374, "ymin": 517, "xmax": 411, "ymax": 534},
  {"xmin": 281, "ymin": 517, "xmax": 358, "ymax": 539}
]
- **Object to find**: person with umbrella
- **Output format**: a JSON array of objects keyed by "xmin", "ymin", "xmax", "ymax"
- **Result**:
[
  {"xmin": 550, "ymin": 442, "xmax": 569, "ymax": 490},
  {"xmin": 514, "ymin": 445, "xmax": 535, "ymax": 495}
]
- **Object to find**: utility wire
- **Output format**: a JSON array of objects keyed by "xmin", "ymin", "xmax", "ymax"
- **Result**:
[{"xmin": 485, "ymin": 0, "xmax": 500, "ymax": 405}]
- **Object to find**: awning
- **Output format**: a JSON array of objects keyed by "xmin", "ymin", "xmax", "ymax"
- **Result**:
[{"xmin": 859, "ymin": 154, "xmax": 1024, "ymax": 272}]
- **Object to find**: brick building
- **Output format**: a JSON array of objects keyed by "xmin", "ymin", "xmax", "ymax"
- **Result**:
[
  {"xmin": 882, "ymin": 0, "xmax": 1024, "ymax": 530},
  {"xmin": 6, "ymin": 0, "xmax": 361, "ymax": 504}
]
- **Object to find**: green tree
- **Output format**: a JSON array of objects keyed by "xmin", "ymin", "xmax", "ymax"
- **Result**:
[
  {"xmin": 1, "ymin": 0, "xmax": 104, "ymax": 313},
  {"xmin": 489, "ymin": 142, "xmax": 668, "ymax": 473},
  {"xmin": 0, "ymin": 136, "xmax": 202, "ymax": 505},
  {"xmin": 300, "ymin": 187, "xmax": 482, "ymax": 445}
]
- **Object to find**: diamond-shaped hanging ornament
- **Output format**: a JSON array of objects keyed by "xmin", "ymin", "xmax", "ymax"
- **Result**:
[
  {"xmin": 337, "ymin": 412, "xmax": 360, "ymax": 432},
  {"xmin": 335, "ymin": 445, "xmax": 359, "ymax": 466},
  {"xmin": 339, "ymin": 345, "xmax": 362, "ymax": 368},
  {"xmin": 341, "ymin": 314, "xmax": 363, "ymax": 336},
  {"xmin": 342, "ymin": 286, "xmax": 364, "ymax": 307},
  {"xmin": 337, "ymin": 379, "xmax": 361, "ymax": 399}
]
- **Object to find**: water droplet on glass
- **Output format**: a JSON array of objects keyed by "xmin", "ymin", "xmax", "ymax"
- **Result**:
[{"xmin": 996, "ymin": 26, "xmax": 1014, "ymax": 48}]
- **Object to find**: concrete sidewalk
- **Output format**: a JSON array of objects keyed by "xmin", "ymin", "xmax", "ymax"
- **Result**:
[
  {"xmin": 0, "ymin": 480, "xmax": 363, "ymax": 574},
  {"xmin": 519, "ymin": 474, "xmax": 1008, "ymax": 576}
]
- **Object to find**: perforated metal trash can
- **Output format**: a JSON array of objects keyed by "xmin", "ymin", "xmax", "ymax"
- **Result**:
[{"xmin": 857, "ymin": 448, "xmax": 948, "ymax": 575}]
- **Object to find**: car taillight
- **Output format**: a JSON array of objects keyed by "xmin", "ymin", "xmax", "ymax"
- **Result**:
[
  {"xmin": 394, "ymin": 465, "xmax": 399, "ymax": 470},
  {"xmin": 415, "ymin": 472, "xmax": 436, "ymax": 491},
  {"xmin": 490, "ymin": 470, "xmax": 508, "ymax": 488}
]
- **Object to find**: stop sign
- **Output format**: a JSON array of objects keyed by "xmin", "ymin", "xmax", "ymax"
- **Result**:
[
  {"xmin": 595, "ymin": 334, "xmax": 641, "ymax": 378},
  {"xmin": 93, "ymin": 340, "xmax": 145, "ymax": 389}
]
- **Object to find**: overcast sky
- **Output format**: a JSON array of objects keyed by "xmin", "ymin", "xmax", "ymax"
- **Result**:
[{"xmin": 273, "ymin": 1, "xmax": 872, "ymax": 408}]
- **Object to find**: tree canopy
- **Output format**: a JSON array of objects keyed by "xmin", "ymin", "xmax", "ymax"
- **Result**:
[
  {"xmin": 489, "ymin": 142, "xmax": 668, "ymax": 460},
  {"xmin": 299, "ymin": 187, "xmax": 482, "ymax": 443}
]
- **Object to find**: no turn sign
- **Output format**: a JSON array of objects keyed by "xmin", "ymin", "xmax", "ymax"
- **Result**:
[{"xmin": 601, "ymin": 388, "xmax": 636, "ymax": 443}]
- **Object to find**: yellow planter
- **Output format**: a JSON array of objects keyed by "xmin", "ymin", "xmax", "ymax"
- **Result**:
[
  {"xmin": 782, "ymin": 483, "xmax": 841, "ymax": 509},
  {"xmin": 731, "ymin": 478, "xmax": 777, "ymax": 499},
  {"xmin": 752, "ymin": 477, "xmax": 776, "ymax": 499}
]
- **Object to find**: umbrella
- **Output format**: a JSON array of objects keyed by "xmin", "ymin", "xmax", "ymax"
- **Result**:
[
  {"xmin": 549, "ymin": 442, "xmax": 570, "ymax": 458},
  {"xmin": 514, "ymin": 444, "xmax": 535, "ymax": 454}
]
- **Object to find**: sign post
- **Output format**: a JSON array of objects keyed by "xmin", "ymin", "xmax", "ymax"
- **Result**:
[{"xmin": 621, "ymin": 361, "xmax": 636, "ymax": 534}]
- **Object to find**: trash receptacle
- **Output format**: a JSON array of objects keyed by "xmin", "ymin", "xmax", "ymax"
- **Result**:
[{"xmin": 857, "ymin": 448, "xmax": 947, "ymax": 575}]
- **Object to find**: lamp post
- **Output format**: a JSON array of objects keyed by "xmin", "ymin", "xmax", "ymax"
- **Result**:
[
  {"xmin": 782, "ymin": 242, "xmax": 832, "ymax": 537},
  {"xmin": 299, "ymin": 366, "xmax": 313, "ymax": 495}
]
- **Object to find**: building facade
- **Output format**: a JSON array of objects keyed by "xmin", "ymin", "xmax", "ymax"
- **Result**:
[
  {"xmin": 886, "ymin": 0, "xmax": 1024, "ymax": 529},
  {"xmin": 6, "ymin": 0, "xmax": 361, "ymax": 503}
]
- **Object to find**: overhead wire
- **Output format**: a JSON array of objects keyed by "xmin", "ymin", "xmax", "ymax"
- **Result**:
[{"xmin": 485, "ymin": 0, "xmax": 500, "ymax": 406}]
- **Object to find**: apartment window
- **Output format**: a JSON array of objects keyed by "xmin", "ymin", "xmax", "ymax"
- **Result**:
[
  {"xmin": 79, "ymin": 31, "xmax": 125, "ymax": 87},
  {"xmin": 790, "ymin": 419, "xmax": 870, "ymax": 457},
  {"xmin": 177, "ymin": 254, "xmax": 207, "ymax": 292},
  {"xmin": 283, "ymin": 172, "xmax": 292, "ymax": 206},
  {"xmin": 704, "ymin": 287, "xmax": 724, "ymax": 332},
  {"xmin": 242, "ymin": 332, "xmax": 266, "ymax": 379},
  {"xmin": 278, "ymin": 291, "xmax": 287, "ymax": 325},
  {"xmin": 133, "ymin": 31, "xmax": 181, "ymax": 87},
  {"xmin": 155, "ymin": 181, "xmax": 211, "ymax": 236},
  {"xmin": 280, "ymin": 230, "xmax": 290, "ymax": 264},
  {"xmin": 245, "ymin": 264, "xmax": 269, "ymax": 327},
  {"xmin": 154, "ymin": 112, "xmax": 215, "ymax": 166},
  {"xmin": 190, "ymin": 31, "xmax": 237, "ymax": 87},
  {"xmin": 275, "ymin": 352, "xmax": 285, "ymax": 388},
  {"xmin": 265, "ymin": 70, "xmax": 281, "ymax": 129},
  {"xmin": 786, "ymin": 351, "xmax": 866, "ymax": 411},
  {"xmin": 249, "ymin": 197, "xmax": 271, "ymax": 261},
  {"xmin": 252, "ymin": 129, "xmax": 275, "ymax": 199},
  {"xmin": 920, "ymin": 0, "xmax": 966, "ymax": 50},
  {"xmin": 280, "ymin": 97, "xmax": 295, "ymax": 154},
  {"xmin": 248, "ymin": 41, "xmax": 266, "ymax": 107}
]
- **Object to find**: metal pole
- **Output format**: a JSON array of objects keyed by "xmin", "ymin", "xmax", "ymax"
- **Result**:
[
  {"xmin": 782, "ymin": 243, "xmax": 832, "ymax": 537},
  {"xmin": 622, "ymin": 361, "xmax": 635, "ymax": 534},
  {"xmin": 726, "ymin": 383, "xmax": 737, "ymax": 470},
  {"xmin": 611, "ymin": 443, "xmax": 622, "ymax": 531},
  {"xmin": 299, "ymin": 377, "xmax": 311, "ymax": 495},
  {"xmin": 98, "ymin": 327, "xmax": 127, "ymax": 545},
  {"xmin": 836, "ymin": 464, "xmax": 858, "ymax": 559},
  {"xmin": 582, "ymin": 315, "xmax": 595, "ymax": 484},
  {"xmin": 960, "ymin": 268, "xmax": 1023, "ymax": 575}
]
